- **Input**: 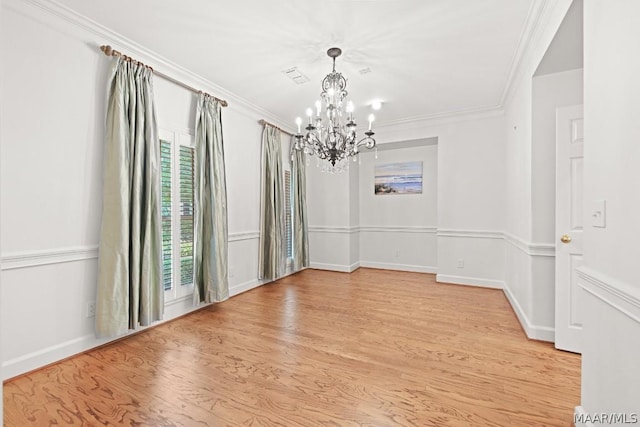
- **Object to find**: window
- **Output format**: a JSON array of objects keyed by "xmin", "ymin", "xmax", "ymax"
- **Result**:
[
  {"xmin": 284, "ymin": 170, "xmax": 292, "ymax": 259},
  {"xmin": 160, "ymin": 130, "xmax": 195, "ymax": 302}
]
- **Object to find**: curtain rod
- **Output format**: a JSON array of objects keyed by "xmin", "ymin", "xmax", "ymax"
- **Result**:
[
  {"xmin": 258, "ymin": 119, "xmax": 294, "ymax": 136},
  {"xmin": 99, "ymin": 45, "xmax": 228, "ymax": 107}
]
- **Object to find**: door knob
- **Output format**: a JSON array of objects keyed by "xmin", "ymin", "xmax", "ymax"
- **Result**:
[{"xmin": 560, "ymin": 234, "xmax": 572, "ymax": 244}]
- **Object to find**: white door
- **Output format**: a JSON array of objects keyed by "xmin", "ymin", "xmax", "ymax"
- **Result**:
[{"xmin": 555, "ymin": 104, "xmax": 584, "ymax": 353}]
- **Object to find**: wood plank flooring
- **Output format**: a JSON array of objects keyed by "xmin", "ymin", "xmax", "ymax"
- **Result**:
[{"xmin": 3, "ymin": 269, "xmax": 581, "ymax": 426}]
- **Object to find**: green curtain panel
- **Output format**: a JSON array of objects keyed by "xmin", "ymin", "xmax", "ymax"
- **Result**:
[
  {"xmin": 96, "ymin": 58, "xmax": 163, "ymax": 338},
  {"xmin": 193, "ymin": 93, "xmax": 229, "ymax": 304},
  {"xmin": 291, "ymin": 144, "xmax": 309, "ymax": 272},
  {"xmin": 258, "ymin": 125, "xmax": 286, "ymax": 280}
]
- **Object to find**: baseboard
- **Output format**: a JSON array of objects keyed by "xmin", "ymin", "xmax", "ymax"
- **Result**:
[
  {"xmin": 573, "ymin": 406, "xmax": 594, "ymax": 427},
  {"xmin": 360, "ymin": 261, "xmax": 437, "ymax": 274},
  {"xmin": 502, "ymin": 285, "xmax": 555, "ymax": 342},
  {"xmin": 3, "ymin": 277, "xmax": 266, "ymax": 381},
  {"xmin": 229, "ymin": 278, "xmax": 264, "ymax": 297},
  {"xmin": 436, "ymin": 274, "xmax": 504, "ymax": 289},
  {"xmin": 309, "ymin": 262, "xmax": 360, "ymax": 273},
  {"xmin": 2, "ymin": 333, "xmax": 110, "ymax": 381},
  {"xmin": 1, "ymin": 296, "xmax": 210, "ymax": 380}
]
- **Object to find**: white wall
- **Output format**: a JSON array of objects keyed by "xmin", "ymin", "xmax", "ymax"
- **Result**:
[
  {"xmin": 307, "ymin": 112, "xmax": 507, "ymax": 287},
  {"xmin": 377, "ymin": 114, "xmax": 507, "ymax": 287},
  {"xmin": 434, "ymin": 116, "xmax": 506, "ymax": 288},
  {"xmin": 0, "ymin": 0, "xmax": 278, "ymax": 378},
  {"xmin": 578, "ymin": 0, "xmax": 640, "ymax": 418},
  {"xmin": 502, "ymin": 0, "xmax": 575, "ymax": 341},
  {"xmin": 358, "ymin": 143, "xmax": 437, "ymax": 273},
  {"xmin": 307, "ymin": 158, "xmax": 358, "ymax": 271},
  {"xmin": 308, "ymin": 111, "xmax": 506, "ymax": 284},
  {"xmin": 348, "ymin": 161, "xmax": 360, "ymax": 268},
  {"xmin": 504, "ymin": 68, "xmax": 584, "ymax": 340},
  {"xmin": 0, "ymin": 0, "xmax": 4, "ymax": 417},
  {"xmin": 532, "ymin": 68, "xmax": 584, "ymax": 243}
]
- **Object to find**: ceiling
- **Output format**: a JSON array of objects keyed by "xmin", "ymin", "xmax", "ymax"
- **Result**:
[{"xmin": 56, "ymin": 0, "xmax": 535, "ymax": 127}]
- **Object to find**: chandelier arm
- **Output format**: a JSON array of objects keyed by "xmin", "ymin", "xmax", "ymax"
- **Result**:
[{"xmin": 355, "ymin": 135, "xmax": 376, "ymax": 148}]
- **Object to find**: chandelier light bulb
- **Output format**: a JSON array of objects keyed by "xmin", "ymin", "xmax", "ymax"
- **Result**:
[
  {"xmin": 368, "ymin": 113, "xmax": 375, "ymax": 130},
  {"xmin": 315, "ymin": 100, "xmax": 321, "ymax": 117},
  {"xmin": 371, "ymin": 100, "xmax": 382, "ymax": 110},
  {"xmin": 295, "ymin": 117, "xmax": 302, "ymax": 133},
  {"xmin": 346, "ymin": 101, "xmax": 354, "ymax": 113}
]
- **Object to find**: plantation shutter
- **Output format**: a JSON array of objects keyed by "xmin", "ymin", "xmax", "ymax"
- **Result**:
[
  {"xmin": 179, "ymin": 146, "xmax": 195, "ymax": 286},
  {"xmin": 160, "ymin": 140, "xmax": 173, "ymax": 291},
  {"xmin": 284, "ymin": 170, "xmax": 292, "ymax": 259}
]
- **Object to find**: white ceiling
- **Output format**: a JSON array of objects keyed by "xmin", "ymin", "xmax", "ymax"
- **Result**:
[{"xmin": 56, "ymin": 0, "xmax": 534, "ymax": 127}]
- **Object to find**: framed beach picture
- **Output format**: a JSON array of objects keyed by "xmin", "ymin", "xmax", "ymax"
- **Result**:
[{"xmin": 374, "ymin": 161, "xmax": 423, "ymax": 195}]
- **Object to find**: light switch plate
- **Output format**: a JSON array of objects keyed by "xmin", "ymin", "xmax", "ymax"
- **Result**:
[{"xmin": 591, "ymin": 200, "xmax": 606, "ymax": 228}]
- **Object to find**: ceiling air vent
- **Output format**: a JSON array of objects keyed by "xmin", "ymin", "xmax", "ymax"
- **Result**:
[{"xmin": 282, "ymin": 67, "xmax": 310, "ymax": 85}]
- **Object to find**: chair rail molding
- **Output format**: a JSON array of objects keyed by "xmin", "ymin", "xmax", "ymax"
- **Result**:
[
  {"xmin": 228, "ymin": 231, "xmax": 260, "ymax": 242},
  {"xmin": 0, "ymin": 230, "xmax": 260, "ymax": 271},
  {"xmin": 503, "ymin": 232, "xmax": 555, "ymax": 257},
  {"xmin": 577, "ymin": 266, "xmax": 640, "ymax": 324},
  {"xmin": 359, "ymin": 225, "xmax": 437, "ymax": 234},
  {"xmin": 437, "ymin": 229, "xmax": 503, "ymax": 240},
  {"xmin": 308, "ymin": 225, "xmax": 360, "ymax": 234},
  {"xmin": 0, "ymin": 246, "xmax": 99, "ymax": 270}
]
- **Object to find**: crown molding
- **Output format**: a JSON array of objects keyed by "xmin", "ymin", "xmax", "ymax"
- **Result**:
[
  {"xmin": 499, "ymin": 0, "xmax": 549, "ymax": 106},
  {"xmin": 376, "ymin": 105, "xmax": 504, "ymax": 131},
  {"xmin": 6, "ymin": 0, "xmax": 567, "ymax": 131},
  {"xmin": 5, "ymin": 0, "xmax": 293, "ymax": 131},
  {"xmin": 376, "ymin": 0, "xmax": 555, "ymax": 130}
]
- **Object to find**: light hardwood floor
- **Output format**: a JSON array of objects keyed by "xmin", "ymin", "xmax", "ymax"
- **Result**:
[{"xmin": 3, "ymin": 269, "xmax": 581, "ymax": 426}]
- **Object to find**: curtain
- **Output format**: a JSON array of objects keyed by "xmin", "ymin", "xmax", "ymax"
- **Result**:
[
  {"xmin": 258, "ymin": 125, "xmax": 286, "ymax": 280},
  {"xmin": 96, "ymin": 57, "xmax": 163, "ymax": 338},
  {"xmin": 291, "ymin": 143, "xmax": 309, "ymax": 271},
  {"xmin": 193, "ymin": 93, "xmax": 229, "ymax": 304}
]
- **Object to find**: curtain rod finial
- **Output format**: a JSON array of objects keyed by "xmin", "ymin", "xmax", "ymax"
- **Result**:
[{"xmin": 100, "ymin": 45, "xmax": 113, "ymax": 56}]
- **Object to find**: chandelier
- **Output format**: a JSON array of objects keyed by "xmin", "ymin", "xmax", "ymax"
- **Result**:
[{"xmin": 293, "ymin": 47, "xmax": 376, "ymax": 171}]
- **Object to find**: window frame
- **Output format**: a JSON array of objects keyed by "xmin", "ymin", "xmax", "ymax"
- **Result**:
[
  {"xmin": 159, "ymin": 128, "xmax": 196, "ymax": 303},
  {"xmin": 281, "ymin": 137, "xmax": 294, "ymax": 271}
]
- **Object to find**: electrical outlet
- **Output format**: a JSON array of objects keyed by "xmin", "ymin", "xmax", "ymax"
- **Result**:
[
  {"xmin": 394, "ymin": 249, "xmax": 400, "ymax": 258},
  {"xmin": 86, "ymin": 302, "xmax": 96, "ymax": 318},
  {"xmin": 229, "ymin": 267, "xmax": 235, "ymax": 278},
  {"xmin": 457, "ymin": 259, "xmax": 464, "ymax": 268}
]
